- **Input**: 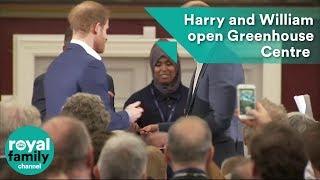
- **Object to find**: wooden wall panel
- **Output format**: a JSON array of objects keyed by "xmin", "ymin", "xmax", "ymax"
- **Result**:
[
  {"xmin": 0, "ymin": 17, "xmax": 169, "ymax": 95},
  {"xmin": 282, "ymin": 64, "xmax": 320, "ymax": 121}
]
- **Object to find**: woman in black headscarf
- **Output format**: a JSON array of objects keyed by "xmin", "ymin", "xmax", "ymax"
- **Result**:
[{"xmin": 124, "ymin": 40, "xmax": 188, "ymax": 129}]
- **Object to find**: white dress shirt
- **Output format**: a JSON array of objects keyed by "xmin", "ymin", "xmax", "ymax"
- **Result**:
[{"xmin": 70, "ymin": 39, "xmax": 102, "ymax": 60}]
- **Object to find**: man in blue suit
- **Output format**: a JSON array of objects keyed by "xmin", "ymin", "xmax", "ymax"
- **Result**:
[
  {"xmin": 32, "ymin": 28, "xmax": 116, "ymax": 121},
  {"xmin": 44, "ymin": 1, "xmax": 143, "ymax": 130}
]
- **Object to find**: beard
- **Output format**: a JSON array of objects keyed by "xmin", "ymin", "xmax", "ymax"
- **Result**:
[{"xmin": 93, "ymin": 37, "xmax": 106, "ymax": 54}]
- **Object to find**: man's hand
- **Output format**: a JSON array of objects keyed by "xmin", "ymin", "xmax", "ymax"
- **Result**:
[
  {"xmin": 238, "ymin": 102, "xmax": 272, "ymax": 128},
  {"xmin": 125, "ymin": 101, "xmax": 143, "ymax": 123},
  {"xmin": 140, "ymin": 124, "xmax": 159, "ymax": 135}
]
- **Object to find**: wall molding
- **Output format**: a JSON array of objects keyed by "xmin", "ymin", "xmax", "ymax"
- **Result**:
[{"xmin": 12, "ymin": 29, "xmax": 281, "ymax": 106}]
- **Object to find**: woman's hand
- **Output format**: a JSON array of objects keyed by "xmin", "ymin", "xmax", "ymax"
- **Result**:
[{"xmin": 140, "ymin": 124, "xmax": 159, "ymax": 135}]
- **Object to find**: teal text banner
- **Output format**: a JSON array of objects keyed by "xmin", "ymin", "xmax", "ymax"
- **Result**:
[{"xmin": 146, "ymin": 7, "xmax": 320, "ymax": 64}]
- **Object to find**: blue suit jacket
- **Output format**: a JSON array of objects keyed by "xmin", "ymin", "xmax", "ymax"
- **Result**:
[
  {"xmin": 32, "ymin": 73, "xmax": 115, "ymax": 122},
  {"xmin": 185, "ymin": 64, "xmax": 244, "ymax": 142},
  {"xmin": 44, "ymin": 43, "xmax": 129, "ymax": 130}
]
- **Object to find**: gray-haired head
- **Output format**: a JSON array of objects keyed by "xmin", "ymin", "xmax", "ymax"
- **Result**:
[
  {"xmin": 42, "ymin": 116, "xmax": 92, "ymax": 176},
  {"xmin": 168, "ymin": 116, "xmax": 213, "ymax": 165},
  {"xmin": 287, "ymin": 112, "xmax": 319, "ymax": 134},
  {"xmin": 0, "ymin": 100, "xmax": 41, "ymax": 154},
  {"xmin": 98, "ymin": 132, "xmax": 147, "ymax": 179},
  {"xmin": 61, "ymin": 92, "xmax": 110, "ymax": 135},
  {"xmin": 260, "ymin": 98, "xmax": 288, "ymax": 122}
]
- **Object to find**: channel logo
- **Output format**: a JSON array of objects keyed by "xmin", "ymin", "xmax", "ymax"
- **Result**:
[{"xmin": 5, "ymin": 126, "xmax": 54, "ymax": 175}]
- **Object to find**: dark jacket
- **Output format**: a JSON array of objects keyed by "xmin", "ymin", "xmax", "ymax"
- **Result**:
[
  {"xmin": 124, "ymin": 83, "xmax": 188, "ymax": 128},
  {"xmin": 32, "ymin": 73, "xmax": 46, "ymax": 120},
  {"xmin": 158, "ymin": 64, "xmax": 244, "ymax": 166},
  {"xmin": 171, "ymin": 168, "xmax": 208, "ymax": 180}
]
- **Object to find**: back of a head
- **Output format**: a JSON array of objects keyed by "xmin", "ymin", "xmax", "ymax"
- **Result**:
[
  {"xmin": 0, "ymin": 101, "xmax": 41, "ymax": 153},
  {"xmin": 91, "ymin": 130, "xmax": 114, "ymax": 165},
  {"xmin": 168, "ymin": 116, "xmax": 212, "ymax": 165},
  {"xmin": 287, "ymin": 112, "xmax": 319, "ymax": 134},
  {"xmin": 146, "ymin": 146, "xmax": 167, "ymax": 179},
  {"xmin": 42, "ymin": 116, "xmax": 92, "ymax": 172},
  {"xmin": 61, "ymin": 93, "xmax": 110, "ymax": 135},
  {"xmin": 98, "ymin": 132, "xmax": 147, "ymax": 179},
  {"xmin": 221, "ymin": 156, "xmax": 246, "ymax": 176},
  {"xmin": 68, "ymin": 1, "xmax": 110, "ymax": 34},
  {"xmin": 250, "ymin": 121, "xmax": 307, "ymax": 179}
]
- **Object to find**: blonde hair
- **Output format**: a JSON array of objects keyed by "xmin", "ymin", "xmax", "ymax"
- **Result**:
[
  {"xmin": 221, "ymin": 156, "xmax": 246, "ymax": 176},
  {"xmin": 146, "ymin": 146, "xmax": 167, "ymax": 179}
]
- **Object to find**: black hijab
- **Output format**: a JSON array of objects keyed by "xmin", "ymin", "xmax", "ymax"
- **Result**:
[{"xmin": 149, "ymin": 40, "xmax": 181, "ymax": 94}]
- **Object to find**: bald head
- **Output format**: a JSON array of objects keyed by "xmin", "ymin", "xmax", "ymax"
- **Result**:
[
  {"xmin": 168, "ymin": 116, "xmax": 213, "ymax": 164},
  {"xmin": 182, "ymin": 1, "xmax": 210, "ymax": 7},
  {"xmin": 171, "ymin": 116, "xmax": 210, "ymax": 144},
  {"xmin": 43, "ymin": 116, "xmax": 73, "ymax": 150}
]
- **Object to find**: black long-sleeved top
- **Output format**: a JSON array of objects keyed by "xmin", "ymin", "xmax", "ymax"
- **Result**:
[{"xmin": 124, "ymin": 83, "xmax": 188, "ymax": 128}]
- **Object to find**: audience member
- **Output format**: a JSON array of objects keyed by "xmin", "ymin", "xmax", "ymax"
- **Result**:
[
  {"xmin": 249, "ymin": 121, "xmax": 307, "ymax": 179},
  {"xmin": 287, "ymin": 111, "xmax": 319, "ymax": 179},
  {"xmin": 230, "ymin": 158, "xmax": 254, "ymax": 179},
  {"xmin": 241, "ymin": 98, "xmax": 288, "ymax": 153},
  {"xmin": 260, "ymin": 98, "xmax": 288, "ymax": 122},
  {"xmin": 287, "ymin": 111, "xmax": 319, "ymax": 134},
  {"xmin": 221, "ymin": 155, "xmax": 246, "ymax": 177},
  {"xmin": 167, "ymin": 116, "xmax": 214, "ymax": 179},
  {"xmin": 146, "ymin": 146, "xmax": 167, "ymax": 179},
  {"xmin": 206, "ymin": 161, "xmax": 225, "ymax": 179},
  {"xmin": 0, "ymin": 101, "xmax": 41, "ymax": 170},
  {"xmin": 42, "ymin": 116, "xmax": 93, "ymax": 179},
  {"xmin": 91, "ymin": 130, "xmax": 114, "ymax": 165},
  {"xmin": 0, "ymin": 101, "xmax": 41, "ymax": 161},
  {"xmin": 303, "ymin": 124, "xmax": 320, "ymax": 179},
  {"xmin": 239, "ymin": 98, "xmax": 287, "ymax": 128},
  {"xmin": 96, "ymin": 131, "xmax": 147, "ymax": 179},
  {"xmin": 61, "ymin": 92, "xmax": 110, "ymax": 135}
]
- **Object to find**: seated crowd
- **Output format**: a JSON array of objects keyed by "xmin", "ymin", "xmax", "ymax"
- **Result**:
[{"xmin": 0, "ymin": 94, "xmax": 319, "ymax": 179}]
